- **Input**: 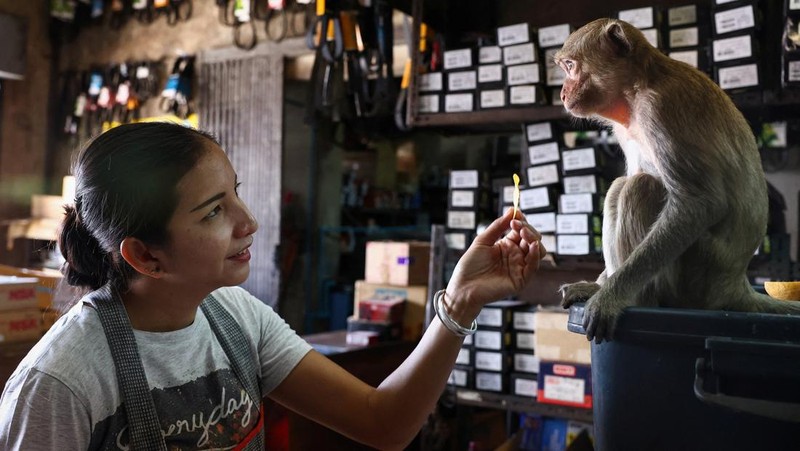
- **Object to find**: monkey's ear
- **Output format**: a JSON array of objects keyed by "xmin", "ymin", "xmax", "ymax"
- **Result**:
[{"xmin": 605, "ymin": 22, "xmax": 633, "ymax": 56}]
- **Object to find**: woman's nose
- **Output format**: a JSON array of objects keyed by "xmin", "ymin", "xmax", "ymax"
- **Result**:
[{"xmin": 235, "ymin": 203, "xmax": 259, "ymax": 237}]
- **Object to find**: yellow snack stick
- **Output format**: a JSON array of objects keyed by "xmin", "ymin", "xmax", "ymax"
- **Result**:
[{"xmin": 512, "ymin": 173, "xmax": 520, "ymax": 220}]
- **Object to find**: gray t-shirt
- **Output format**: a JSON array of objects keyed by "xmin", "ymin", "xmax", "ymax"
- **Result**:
[{"xmin": 0, "ymin": 286, "xmax": 312, "ymax": 450}]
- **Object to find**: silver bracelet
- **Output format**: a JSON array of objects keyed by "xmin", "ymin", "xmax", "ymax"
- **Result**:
[{"xmin": 433, "ymin": 289, "xmax": 477, "ymax": 337}]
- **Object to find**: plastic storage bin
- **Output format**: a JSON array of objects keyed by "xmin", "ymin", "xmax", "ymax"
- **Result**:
[{"xmin": 568, "ymin": 303, "xmax": 800, "ymax": 451}]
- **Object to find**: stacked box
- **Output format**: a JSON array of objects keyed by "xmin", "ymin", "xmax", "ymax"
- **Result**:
[
  {"xmin": 442, "ymin": 47, "xmax": 477, "ymax": 113},
  {"xmin": 473, "ymin": 300, "xmax": 524, "ymax": 393},
  {"xmin": 445, "ymin": 169, "xmax": 490, "ymax": 281},
  {"xmin": 617, "ymin": 5, "xmax": 665, "ymax": 50},
  {"xmin": 711, "ymin": 0, "xmax": 766, "ymax": 93},
  {"xmin": 556, "ymin": 145, "xmax": 606, "ymax": 256},
  {"xmin": 666, "ymin": 4, "xmax": 712, "ymax": 72},
  {"xmin": 509, "ymin": 304, "xmax": 539, "ymax": 398},
  {"xmin": 0, "ymin": 276, "xmax": 43, "ymax": 344},
  {"xmin": 537, "ymin": 24, "xmax": 573, "ymax": 106},
  {"xmin": 783, "ymin": 0, "xmax": 800, "ymax": 87},
  {"xmin": 352, "ymin": 280, "xmax": 428, "ymax": 342},
  {"xmin": 493, "ymin": 23, "xmax": 546, "ymax": 108},
  {"xmin": 448, "ymin": 332, "xmax": 475, "ymax": 389},
  {"xmin": 418, "ymin": 72, "xmax": 444, "ymax": 114}
]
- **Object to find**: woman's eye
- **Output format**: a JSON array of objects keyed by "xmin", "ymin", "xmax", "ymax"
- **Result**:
[{"xmin": 205, "ymin": 205, "xmax": 222, "ymax": 219}]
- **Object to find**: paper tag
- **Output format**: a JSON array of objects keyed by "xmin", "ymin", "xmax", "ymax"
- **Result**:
[
  {"xmin": 497, "ymin": 23, "xmax": 530, "ymax": 46},
  {"xmin": 669, "ymin": 27, "xmax": 699, "ymax": 48},
  {"xmin": 448, "ymin": 71, "xmax": 477, "ymax": 91},
  {"xmin": 641, "ymin": 28, "xmax": 659, "ymax": 48},
  {"xmin": 515, "ymin": 378, "xmax": 538, "ymax": 397},
  {"xmin": 502, "ymin": 185, "xmax": 516, "ymax": 204},
  {"xmin": 619, "ymin": 7, "xmax": 655, "ymax": 29},
  {"xmin": 557, "ymin": 234, "xmax": 590, "ymax": 255},
  {"xmin": 418, "ymin": 94, "xmax": 440, "ymax": 113},
  {"xmin": 528, "ymin": 141, "xmax": 561, "ymax": 164},
  {"xmin": 476, "ymin": 372, "xmax": 503, "ymax": 391},
  {"xmin": 514, "ymin": 353, "xmax": 540, "ymax": 373},
  {"xmin": 503, "ymin": 43, "xmax": 537, "ymax": 65},
  {"xmin": 714, "ymin": 5, "xmax": 755, "ymax": 35},
  {"xmin": 544, "ymin": 374, "xmax": 585, "ymax": 403},
  {"xmin": 419, "ymin": 72, "xmax": 443, "ymax": 91},
  {"xmin": 713, "ymin": 35, "xmax": 752, "ymax": 62},
  {"xmin": 450, "ymin": 170, "xmax": 479, "ymax": 188},
  {"xmin": 445, "ymin": 232, "xmax": 467, "ymax": 250},
  {"xmin": 447, "ymin": 210, "xmax": 476, "ymax": 230},
  {"xmin": 546, "ymin": 50, "xmax": 567, "ymax": 86},
  {"xmin": 526, "ymin": 123, "xmax": 553, "ymax": 143},
  {"xmin": 563, "ymin": 175, "xmax": 598, "ymax": 194},
  {"xmin": 513, "ymin": 312, "xmax": 536, "ymax": 331},
  {"xmin": 507, "ymin": 63, "xmax": 541, "ymax": 85},
  {"xmin": 448, "ymin": 368, "xmax": 468, "ymax": 386},
  {"xmin": 478, "ymin": 64, "xmax": 503, "ymax": 83},
  {"xmin": 559, "ymin": 193, "xmax": 594, "ymax": 213},
  {"xmin": 456, "ymin": 347, "xmax": 471, "ymax": 365},
  {"xmin": 790, "ymin": 61, "xmax": 800, "ymax": 82},
  {"xmin": 445, "ymin": 93, "xmax": 474, "ymax": 112},
  {"xmin": 669, "ymin": 5, "xmax": 697, "ymax": 26},
  {"xmin": 529, "ymin": 212, "xmax": 557, "ymax": 233},
  {"xmin": 479, "ymin": 46, "xmax": 502, "ymax": 64},
  {"xmin": 538, "ymin": 24, "xmax": 571, "ymax": 48},
  {"xmin": 715, "ymin": 0, "xmax": 738, "ymax": 4},
  {"xmin": 562, "ymin": 147, "xmax": 597, "ymax": 171},
  {"xmin": 541, "ymin": 234, "xmax": 556, "ymax": 252},
  {"xmin": 475, "ymin": 351, "xmax": 503, "ymax": 371},
  {"xmin": 718, "ymin": 64, "xmax": 759, "ymax": 90},
  {"xmin": 451, "ymin": 190, "xmax": 475, "ymax": 208},
  {"xmin": 519, "ymin": 187, "xmax": 551, "ymax": 210},
  {"xmin": 480, "ymin": 90, "xmax": 506, "ymax": 108},
  {"xmin": 476, "ymin": 308, "xmax": 503, "ymax": 327},
  {"xmin": 527, "ymin": 164, "xmax": 560, "ymax": 187},
  {"xmin": 792, "ymin": 0, "xmax": 800, "ymax": 10},
  {"xmin": 475, "ymin": 330, "xmax": 502, "ymax": 350},
  {"xmin": 444, "ymin": 48, "xmax": 473, "ymax": 70},
  {"xmin": 557, "ymin": 214, "xmax": 589, "ymax": 234},
  {"xmin": 510, "ymin": 85, "xmax": 538, "ymax": 105},
  {"xmin": 670, "ymin": 50, "xmax": 699, "ymax": 68}
]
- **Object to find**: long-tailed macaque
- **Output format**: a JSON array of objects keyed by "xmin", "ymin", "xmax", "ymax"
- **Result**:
[{"xmin": 554, "ymin": 18, "xmax": 800, "ymax": 343}]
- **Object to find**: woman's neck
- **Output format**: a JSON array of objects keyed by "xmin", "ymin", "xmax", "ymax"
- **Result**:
[{"xmin": 119, "ymin": 279, "xmax": 209, "ymax": 332}]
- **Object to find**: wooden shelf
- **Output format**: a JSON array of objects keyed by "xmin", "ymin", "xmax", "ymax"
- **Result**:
[{"xmin": 449, "ymin": 388, "xmax": 594, "ymax": 423}]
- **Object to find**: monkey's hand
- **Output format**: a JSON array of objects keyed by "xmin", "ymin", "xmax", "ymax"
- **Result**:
[
  {"xmin": 582, "ymin": 289, "xmax": 627, "ymax": 343},
  {"xmin": 559, "ymin": 281, "xmax": 601, "ymax": 308}
]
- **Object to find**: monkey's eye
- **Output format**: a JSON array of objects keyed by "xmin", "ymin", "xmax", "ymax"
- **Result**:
[{"xmin": 564, "ymin": 60, "xmax": 575, "ymax": 72}]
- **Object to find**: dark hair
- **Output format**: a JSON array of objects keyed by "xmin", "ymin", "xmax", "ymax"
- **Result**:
[{"xmin": 59, "ymin": 122, "xmax": 218, "ymax": 292}]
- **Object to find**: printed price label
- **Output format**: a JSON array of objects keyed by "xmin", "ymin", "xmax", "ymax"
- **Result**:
[
  {"xmin": 478, "ymin": 65, "xmax": 503, "ymax": 83},
  {"xmin": 451, "ymin": 190, "xmax": 475, "ymax": 208},
  {"xmin": 669, "ymin": 5, "xmax": 697, "ymax": 26},
  {"xmin": 527, "ymin": 164, "xmax": 560, "ymax": 187},
  {"xmin": 508, "ymin": 64, "xmax": 541, "ymax": 85},
  {"xmin": 480, "ymin": 90, "xmax": 505, "ymax": 108},
  {"xmin": 529, "ymin": 212, "xmax": 557, "ymax": 233},
  {"xmin": 538, "ymin": 24, "xmax": 571, "ymax": 48},
  {"xmin": 714, "ymin": 6, "xmax": 755, "ymax": 35},
  {"xmin": 618, "ymin": 7, "xmax": 654, "ymax": 29},
  {"xmin": 526, "ymin": 123, "xmax": 553, "ymax": 143},
  {"xmin": 563, "ymin": 175, "xmax": 598, "ymax": 194},
  {"xmin": 670, "ymin": 50, "xmax": 699, "ymax": 68},
  {"xmin": 479, "ymin": 46, "xmax": 502, "ymax": 64},
  {"xmin": 713, "ymin": 35, "xmax": 752, "ymax": 62},
  {"xmin": 519, "ymin": 187, "xmax": 551, "ymax": 210},
  {"xmin": 448, "ymin": 71, "xmax": 477, "ymax": 91},
  {"xmin": 543, "ymin": 375, "xmax": 585, "ymax": 403},
  {"xmin": 562, "ymin": 147, "xmax": 597, "ymax": 171},
  {"xmin": 557, "ymin": 235, "xmax": 591, "ymax": 255},
  {"xmin": 718, "ymin": 64, "xmax": 759, "ymax": 90},
  {"xmin": 669, "ymin": 27, "xmax": 699, "ymax": 48},
  {"xmin": 514, "ymin": 378, "xmax": 538, "ymax": 397}
]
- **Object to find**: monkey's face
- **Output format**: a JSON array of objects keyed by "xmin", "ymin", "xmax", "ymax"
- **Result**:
[{"xmin": 556, "ymin": 59, "xmax": 598, "ymax": 117}]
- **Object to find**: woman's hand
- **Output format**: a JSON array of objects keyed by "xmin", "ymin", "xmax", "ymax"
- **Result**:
[{"xmin": 446, "ymin": 208, "xmax": 545, "ymax": 315}]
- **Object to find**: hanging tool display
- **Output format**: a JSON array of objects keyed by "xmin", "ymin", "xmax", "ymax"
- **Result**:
[
  {"xmin": 233, "ymin": 0, "xmax": 258, "ymax": 50},
  {"xmin": 306, "ymin": 0, "xmax": 343, "ymax": 63},
  {"xmin": 254, "ymin": 0, "xmax": 289, "ymax": 42},
  {"xmin": 159, "ymin": 55, "xmax": 195, "ymax": 118}
]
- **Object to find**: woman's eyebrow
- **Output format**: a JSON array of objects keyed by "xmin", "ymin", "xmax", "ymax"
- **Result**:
[{"xmin": 190, "ymin": 192, "xmax": 225, "ymax": 212}]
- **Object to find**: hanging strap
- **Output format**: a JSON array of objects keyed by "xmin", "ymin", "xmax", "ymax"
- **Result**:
[
  {"xmin": 89, "ymin": 287, "xmax": 265, "ymax": 450},
  {"xmin": 88, "ymin": 285, "xmax": 167, "ymax": 451}
]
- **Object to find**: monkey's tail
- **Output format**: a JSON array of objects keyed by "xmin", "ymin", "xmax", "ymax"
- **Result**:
[{"xmin": 748, "ymin": 291, "xmax": 800, "ymax": 315}]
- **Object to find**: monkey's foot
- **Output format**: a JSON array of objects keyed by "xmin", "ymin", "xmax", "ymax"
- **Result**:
[
  {"xmin": 559, "ymin": 281, "xmax": 601, "ymax": 309},
  {"xmin": 583, "ymin": 292, "xmax": 627, "ymax": 343}
]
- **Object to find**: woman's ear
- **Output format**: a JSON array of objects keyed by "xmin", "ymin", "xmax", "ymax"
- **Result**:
[{"xmin": 120, "ymin": 237, "xmax": 163, "ymax": 279}]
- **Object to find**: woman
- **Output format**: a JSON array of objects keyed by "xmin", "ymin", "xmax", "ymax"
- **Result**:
[{"xmin": 0, "ymin": 122, "xmax": 544, "ymax": 450}]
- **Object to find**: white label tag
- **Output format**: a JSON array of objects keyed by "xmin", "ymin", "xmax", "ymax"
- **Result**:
[
  {"xmin": 527, "ymin": 164, "xmax": 560, "ymax": 187},
  {"xmin": 543, "ymin": 374, "xmax": 585, "ymax": 403},
  {"xmin": 443, "ymin": 48, "xmax": 473, "ymax": 70},
  {"xmin": 718, "ymin": 64, "xmax": 759, "ymax": 90},
  {"xmin": 539, "ymin": 24, "xmax": 571, "ymax": 48},
  {"xmin": 619, "ymin": 7, "xmax": 655, "ymax": 29},
  {"xmin": 507, "ymin": 63, "xmax": 541, "ymax": 85},
  {"xmin": 419, "ymin": 72, "xmax": 442, "ymax": 92},
  {"xmin": 476, "ymin": 372, "xmax": 503, "ymax": 391},
  {"xmin": 450, "ymin": 170, "xmax": 479, "ymax": 188},
  {"xmin": 716, "ymin": 0, "xmax": 738, "ymax": 4},
  {"xmin": 514, "ymin": 353, "xmax": 540, "ymax": 373},
  {"xmin": 519, "ymin": 187, "xmax": 551, "ymax": 210},
  {"xmin": 503, "ymin": 43, "xmax": 537, "ymax": 65},
  {"xmin": 480, "ymin": 90, "xmax": 505, "ymax": 108},
  {"xmin": 641, "ymin": 28, "xmax": 659, "ymax": 48},
  {"xmin": 790, "ymin": 61, "xmax": 800, "ymax": 82},
  {"xmin": 475, "ymin": 351, "xmax": 503, "ymax": 371},
  {"xmin": 559, "ymin": 193, "xmax": 594, "ymax": 213},
  {"xmin": 714, "ymin": 5, "xmax": 755, "ymax": 35},
  {"xmin": 479, "ymin": 46, "xmax": 502, "ymax": 64},
  {"xmin": 515, "ymin": 331, "xmax": 535, "ymax": 349},
  {"xmin": 670, "ymin": 50, "xmax": 699, "ymax": 68},
  {"xmin": 476, "ymin": 308, "xmax": 503, "ymax": 327},
  {"xmin": 448, "ymin": 368, "xmax": 467, "ymax": 386},
  {"xmin": 497, "ymin": 23, "xmax": 530, "ymax": 47},
  {"xmin": 557, "ymin": 214, "xmax": 589, "ymax": 234},
  {"xmin": 713, "ymin": 35, "xmax": 753, "ymax": 62},
  {"xmin": 563, "ymin": 175, "xmax": 598, "ymax": 194},
  {"xmin": 669, "ymin": 27, "xmax": 699, "ymax": 48},
  {"xmin": 445, "ymin": 232, "xmax": 467, "ymax": 250},
  {"xmin": 546, "ymin": 60, "xmax": 566, "ymax": 86},
  {"xmin": 502, "ymin": 185, "xmax": 516, "ymax": 204},
  {"xmin": 448, "ymin": 71, "xmax": 477, "ymax": 91},
  {"xmin": 510, "ymin": 85, "xmax": 538, "ymax": 104},
  {"xmin": 541, "ymin": 234, "xmax": 556, "ymax": 252},
  {"xmin": 515, "ymin": 378, "xmax": 538, "ymax": 397},
  {"xmin": 551, "ymin": 87, "xmax": 563, "ymax": 106},
  {"xmin": 513, "ymin": 312, "xmax": 536, "ymax": 331},
  {"xmin": 526, "ymin": 123, "xmax": 553, "ymax": 143},
  {"xmin": 418, "ymin": 94, "xmax": 440, "ymax": 113},
  {"xmin": 478, "ymin": 64, "xmax": 503, "ymax": 83},
  {"xmin": 669, "ymin": 5, "xmax": 697, "ymax": 26},
  {"xmin": 557, "ymin": 234, "xmax": 590, "ymax": 255},
  {"xmin": 529, "ymin": 212, "xmax": 557, "ymax": 233},
  {"xmin": 792, "ymin": 0, "xmax": 800, "ymax": 10},
  {"xmin": 562, "ymin": 147, "xmax": 597, "ymax": 171},
  {"xmin": 447, "ymin": 210, "xmax": 476, "ymax": 230},
  {"xmin": 451, "ymin": 190, "xmax": 475, "ymax": 208},
  {"xmin": 529, "ymin": 141, "xmax": 560, "ymax": 165},
  {"xmin": 456, "ymin": 348, "xmax": 471, "ymax": 365},
  {"xmin": 445, "ymin": 93, "xmax": 474, "ymax": 112},
  {"xmin": 475, "ymin": 330, "xmax": 502, "ymax": 350}
]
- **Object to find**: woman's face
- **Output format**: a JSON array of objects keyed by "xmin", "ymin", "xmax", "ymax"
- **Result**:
[{"xmin": 152, "ymin": 143, "xmax": 258, "ymax": 292}]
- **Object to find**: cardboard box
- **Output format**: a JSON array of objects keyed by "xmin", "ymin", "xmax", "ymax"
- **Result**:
[
  {"xmin": 0, "ymin": 276, "xmax": 39, "ymax": 312},
  {"xmin": 0, "ymin": 309, "xmax": 43, "ymax": 343},
  {"xmin": 357, "ymin": 296, "xmax": 405, "ymax": 323},
  {"xmin": 354, "ymin": 280, "xmax": 428, "ymax": 341},
  {"xmin": 533, "ymin": 309, "xmax": 591, "ymax": 365},
  {"xmin": 364, "ymin": 241, "xmax": 430, "ymax": 287},
  {"xmin": 31, "ymin": 194, "xmax": 66, "ymax": 220},
  {"xmin": 0, "ymin": 264, "xmax": 64, "ymax": 309},
  {"xmin": 537, "ymin": 361, "xmax": 593, "ymax": 409}
]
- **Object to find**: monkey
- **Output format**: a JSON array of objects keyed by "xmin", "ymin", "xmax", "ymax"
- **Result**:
[{"xmin": 553, "ymin": 18, "xmax": 800, "ymax": 343}]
